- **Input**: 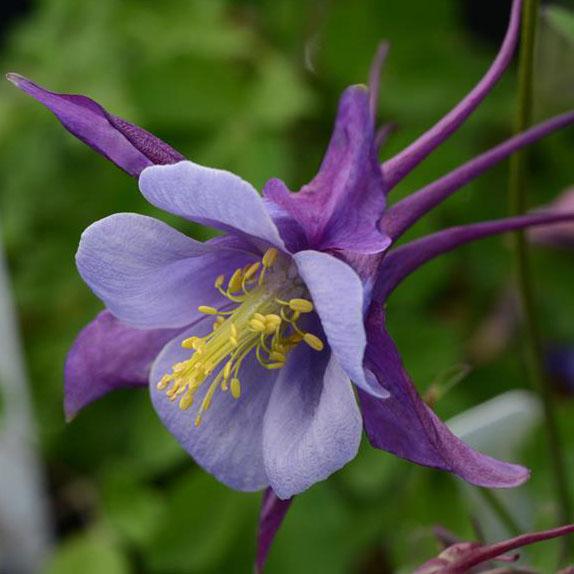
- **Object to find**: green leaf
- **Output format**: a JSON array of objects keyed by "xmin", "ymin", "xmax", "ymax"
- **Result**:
[
  {"xmin": 45, "ymin": 529, "xmax": 130, "ymax": 574},
  {"xmin": 545, "ymin": 6, "xmax": 574, "ymax": 42},
  {"xmin": 145, "ymin": 472, "xmax": 257, "ymax": 573},
  {"xmin": 101, "ymin": 466, "xmax": 165, "ymax": 547}
]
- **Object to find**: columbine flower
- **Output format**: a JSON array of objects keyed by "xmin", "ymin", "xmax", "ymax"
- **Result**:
[
  {"xmin": 414, "ymin": 524, "xmax": 574, "ymax": 574},
  {"xmin": 8, "ymin": 0, "xmax": 574, "ymax": 568}
]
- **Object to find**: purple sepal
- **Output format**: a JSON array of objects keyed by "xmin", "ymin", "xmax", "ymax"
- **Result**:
[
  {"xmin": 7, "ymin": 73, "xmax": 184, "ymax": 177},
  {"xmin": 264, "ymin": 86, "xmax": 390, "ymax": 254},
  {"xmin": 256, "ymin": 488, "xmax": 293, "ymax": 574},
  {"xmin": 376, "ymin": 211, "xmax": 574, "ymax": 303},
  {"xmin": 359, "ymin": 306, "xmax": 529, "ymax": 488},
  {"xmin": 382, "ymin": 0, "xmax": 522, "ymax": 189},
  {"xmin": 64, "ymin": 311, "xmax": 181, "ymax": 420}
]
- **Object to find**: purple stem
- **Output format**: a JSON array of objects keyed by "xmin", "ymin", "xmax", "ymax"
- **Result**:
[
  {"xmin": 382, "ymin": 0, "xmax": 522, "ymax": 189},
  {"xmin": 381, "ymin": 111, "xmax": 574, "ymax": 241}
]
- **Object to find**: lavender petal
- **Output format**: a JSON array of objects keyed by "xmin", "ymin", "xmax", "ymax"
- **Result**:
[
  {"xmin": 294, "ymin": 250, "xmax": 389, "ymax": 398},
  {"xmin": 139, "ymin": 161, "xmax": 285, "ymax": 250},
  {"xmin": 263, "ymin": 345, "xmax": 362, "ymax": 499},
  {"xmin": 150, "ymin": 322, "xmax": 277, "ymax": 492},
  {"xmin": 76, "ymin": 213, "xmax": 257, "ymax": 329}
]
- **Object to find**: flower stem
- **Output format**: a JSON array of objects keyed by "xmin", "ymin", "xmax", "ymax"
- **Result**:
[
  {"xmin": 477, "ymin": 488, "xmax": 521, "ymax": 538},
  {"xmin": 508, "ymin": 0, "xmax": 572, "ymax": 558}
]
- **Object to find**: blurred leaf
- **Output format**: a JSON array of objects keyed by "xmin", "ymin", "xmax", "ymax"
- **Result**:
[
  {"xmin": 545, "ymin": 5, "xmax": 574, "ymax": 42},
  {"xmin": 145, "ymin": 472, "xmax": 257, "ymax": 572},
  {"xmin": 45, "ymin": 529, "xmax": 130, "ymax": 574},
  {"xmin": 101, "ymin": 466, "xmax": 164, "ymax": 548},
  {"xmin": 247, "ymin": 53, "xmax": 315, "ymax": 129}
]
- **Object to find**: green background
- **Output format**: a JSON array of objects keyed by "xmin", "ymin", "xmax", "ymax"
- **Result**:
[{"xmin": 1, "ymin": 0, "xmax": 573, "ymax": 572}]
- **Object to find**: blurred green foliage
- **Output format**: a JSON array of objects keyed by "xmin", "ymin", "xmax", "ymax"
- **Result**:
[{"xmin": 0, "ymin": 0, "xmax": 573, "ymax": 572}]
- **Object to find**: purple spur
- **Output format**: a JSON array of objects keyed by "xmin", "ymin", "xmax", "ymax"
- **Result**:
[{"xmin": 8, "ymin": 0, "xmax": 574, "ymax": 569}]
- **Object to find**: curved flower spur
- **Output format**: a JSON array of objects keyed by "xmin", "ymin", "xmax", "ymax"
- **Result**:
[{"xmin": 8, "ymin": 0, "xmax": 574, "ymax": 568}]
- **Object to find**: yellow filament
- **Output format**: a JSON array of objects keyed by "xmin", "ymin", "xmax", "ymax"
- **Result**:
[{"xmin": 198, "ymin": 305, "xmax": 219, "ymax": 315}]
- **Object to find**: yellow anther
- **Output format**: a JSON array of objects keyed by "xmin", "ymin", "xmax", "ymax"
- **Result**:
[
  {"xmin": 159, "ymin": 251, "xmax": 325, "ymax": 428},
  {"xmin": 249, "ymin": 318, "xmax": 266, "ymax": 332},
  {"xmin": 198, "ymin": 305, "xmax": 219, "ymax": 315},
  {"xmin": 289, "ymin": 298, "xmax": 314, "ymax": 313},
  {"xmin": 244, "ymin": 262, "xmax": 261, "ymax": 280},
  {"xmin": 228, "ymin": 269, "xmax": 244, "ymax": 292},
  {"xmin": 192, "ymin": 340, "xmax": 205, "ymax": 353},
  {"xmin": 157, "ymin": 374, "xmax": 172, "ymax": 390},
  {"xmin": 230, "ymin": 378, "xmax": 241, "ymax": 399},
  {"xmin": 167, "ymin": 385, "xmax": 180, "ymax": 399},
  {"xmin": 303, "ymin": 333, "xmax": 324, "ymax": 351},
  {"xmin": 181, "ymin": 337, "xmax": 198, "ymax": 349},
  {"xmin": 179, "ymin": 392, "xmax": 194, "ymax": 410},
  {"xmin": 262, "ymin": 248, "xmax": 278, "ymax": 267},
  {"xmin": 265, "ymin": 315, "xmax": 281, "ymax": 331},
  {"xmin": 269, "ymin": 351, "xmax": 286, "ymax": 362}
]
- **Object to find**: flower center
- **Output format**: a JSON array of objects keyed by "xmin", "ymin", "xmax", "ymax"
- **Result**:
[{"xmin": 156, "ymin": 248, "xmax": 324, "ymax": 427}]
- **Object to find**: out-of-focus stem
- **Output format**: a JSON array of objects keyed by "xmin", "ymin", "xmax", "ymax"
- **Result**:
[
  {"xmin": 477, "ymin": 488, "xmax": 521, "ymax": 538},
  {"xmin": 507, "ymin": 0, "xmax": 572, "ymax": 559}
]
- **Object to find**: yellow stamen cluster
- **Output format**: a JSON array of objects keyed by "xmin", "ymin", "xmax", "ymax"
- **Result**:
[{"xmin": 156, "ymin": 248, "xmax": 324, "ymax": 427}]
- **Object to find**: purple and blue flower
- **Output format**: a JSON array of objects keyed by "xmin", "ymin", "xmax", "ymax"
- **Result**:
[{"xmin": 8, "ymin": 0, "xmax": 574, "ymax": 568}]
